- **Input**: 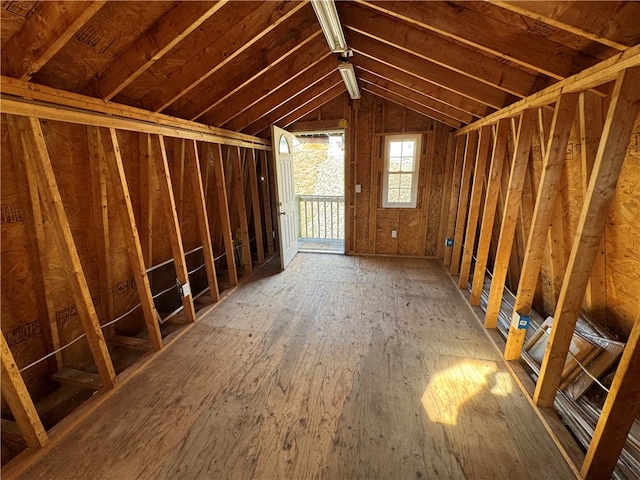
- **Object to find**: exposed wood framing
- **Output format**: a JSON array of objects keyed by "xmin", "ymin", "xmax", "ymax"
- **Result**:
[
  {"xmin": 184, "ymin": 140, "xmax": 220, "ymax": 302},
  {"xmin": 443, "ymin": 136, "xmax": 465, "ymax": 266},
  {"xmin": 82, "ymin": 1, "xmax": 227, "ymax": 100},
  {"xmin": 483, "ymin": 109, "xmax": 537, "ymax": 328},
  {"xmin": 1, "ymin": 332, "xmax": 48, "ymax": 448},
  {"xmin": 150, "ymin": 135, "xmax": 197, "ymax": 323},
  {"xmin": 437, "ymin": 135, "xmax": 456, "ymax": 260},
  {"xmin": 258, "ymin": 151, "xmax": 275, "ymax": 257},
  {"xmin": 10, "ymin": 115, "xmax": 116, "ymax": 387},
  {"xmin": 581, "ymin": 311, "xmax": 640, "ymax": 479},
  {"xmin": 469, "ymin": 118, "xmax": 510, "ymax": 305},
  {"xmin": 534, "ymin": 67, "xmax": 640, "ymax": 406},
  {"xmin": 247, "ymin": 149, "xmax": 265, "ymax": 265},
  {"xmin": 139, "ymin": 134, "xmax": 154, "ymax": 265},
  {"xmin": 99, "ymin": 128, "xmax": 164, "ymax": 350},
  {"xmin": 1, "ymin": 1, "xmax": 106, "ymax": 80},
  {"xmin": 230, "ymin": 147, "xmax": 252, "ymax": 274},
  {"xmin": 450, "ymin": 130, "xmax": 478, "ymax": 275},
  {"xmin": 503, "ymin": 94, "xmax": 579, "ymax": 360}
]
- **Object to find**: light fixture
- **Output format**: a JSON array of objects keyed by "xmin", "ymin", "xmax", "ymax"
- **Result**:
[
  {"xmin": 338, "ymin": 62, "xmax": 361, "ymax": 100},
  {"xmin": 310, "ymin": 0, "xmax": 347, "ymax": 53}
]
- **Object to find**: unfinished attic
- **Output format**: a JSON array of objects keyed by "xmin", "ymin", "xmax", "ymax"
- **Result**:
[{"xmin": 1, "ymin": 0, "xmax": 640, "ymax": 478}]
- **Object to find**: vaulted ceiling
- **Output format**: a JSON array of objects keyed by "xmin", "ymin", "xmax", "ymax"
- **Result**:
[{"xmin": 2, "ymin": 0, "xmax": 639, "ymax": 136}]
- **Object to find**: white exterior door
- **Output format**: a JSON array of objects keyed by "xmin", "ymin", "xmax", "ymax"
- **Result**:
[{"xmin": 271, "ymin": 125, "xmax": 298, "ymax": 270}]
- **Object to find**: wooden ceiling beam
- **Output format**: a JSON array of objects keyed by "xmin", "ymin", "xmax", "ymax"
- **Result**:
[
  {"xmin": 168, "ymin": 6, "xmax": 321, "ymax": 121},
  {"xmin": 353, "ymin": 56, "xmax": 490, "ymax": 118},
  {"xmin": 340, "ymin": 2, "xmax": 550, "ymax": 98},
  {"xmin": 349, "ymin": 31, "xmax": 516, "ymax": 109},
  {"xmin": 201, "ymin": 37, "xmax": 332, "ymax": 127},
  {"xmin": 81, "ymin": 1, "xmax": 227, "ymax": 101},
  {"xmin": 361, "ymin": 83, "xmax": 462, "ymax": 129},
  {"xmin": 1, "ymin": 1, "xmax": 106, "ymax": 80},
  {"xmin": 137, "ymin": 1, "xmax": 307, "ymax": 113},
  {"xmin": 223, "ymin": 58, "xmax": 337, "ymax": 132},
  {"xmin": 489, "ymin": 1, "xmax": 640, "ymax": 51},
  {"xmin": 358, "ymin": 0, "xmax": 601, "ymax": 80},
  {"xmin": 245, "ymin": 74, "xmax": 344, "ymax": 136},
  {"xmin": 279, "ymin": 84, "xmax": 346, "ymax": 132},
  {"xmin": 357, "ymin": 71, "xmax": 474, "ymax": 125}
]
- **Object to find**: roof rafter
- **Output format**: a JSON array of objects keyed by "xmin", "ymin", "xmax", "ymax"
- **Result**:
[
  {"xmin": 357, "ymin": 0, "xmax": 601, "ymax": 80},
  {"xmin": 1, "ymin": 1, "xmax": 106, "ymax": 80},
  {"xmin": 137, "ymin": 1, "xmax": 307, "ymax": 112},
  {"xmin": 341, "ymin": 2, "xmax": 550, "ymax": 98},
  {"xmin": 81, "ymin": 1, "xmax": 227, "ymax": 100}
]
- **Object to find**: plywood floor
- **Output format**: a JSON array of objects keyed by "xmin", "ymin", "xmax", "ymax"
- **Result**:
[{"xmin": 16, "ymin": 254, "xmax": 576, "ymax": 480}]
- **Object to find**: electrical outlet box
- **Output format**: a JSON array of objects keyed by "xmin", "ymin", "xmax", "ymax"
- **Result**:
[
  {"xmin": 391, "ymin": 230, "xmax": 397, "ymax": 238},
  {"xmin": 355, "ymin": 184, "xmax": 362, "ymax": 193}
]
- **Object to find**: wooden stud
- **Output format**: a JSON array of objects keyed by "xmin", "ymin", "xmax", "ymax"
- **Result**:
[
  {"xmin": 580, "ymin": 92, "xmax": 607, "ymax": 320},
  {"xmin": 211, "ymin": 144, "xmax": 239, "ymax": 286},
  {"xmin": 1, "ymin": 1, "xmax": 106, "ymax": 80},
  {"xmin": 14, "ymin": 116, "xmax": 116, "ymax": 387},
  {"xmin": 581, "ymin": 311, "xmax": 640, "ymax": 480},
  {"xmin": 503, "ymin": 93, "xmax": 579, "ymax": 360},
  {"xmin": 230, "ymin": 147, "xmax": 253, "ymax": 273},
  {"xmin": 469, "ymin": 118, "xmax": 510, "ymax": 305},
  {"xmin": 437, "ymin": 135, "xmax": 455, "ymax": 260},
  {"xmin": 247, "ymin": 149, "xmax": 265, "ymax": 264},
  {"xmin": 450, "ymin": 130, "xmax": 478, "ymax": 276},
  {"xmin": 459, "ymin": 125, "xmax": 493, "ymax": 288},
  {"xmin": 547, "ymin": 190, "xmax": 566, "ymax": 302},
  {"xmin": 173, "ymin": 139, "xmax": 186, "ymax": 226},
  {"xmin": 88, "ymin": 126, "xmax": 115, "ymax": 337},
  {"xmin": 1, "ymin": 332, "xmax": 48, "ymax": 448},
  {"xmin": 484, "ymin": 108, "xmax": 538, "ymax": 328},
  {"xmin": 259, "ymin": 150, "xmax": 275, "ymax": 257},
  {"xmin": 534, "ymin": 67, "xmax": 640, "ymax": 405},
  {"xmin": 443, "ymin": 136, "xmax": 465, "ymax": 266},
  {"xmin": 184, "ymin": 140, "xmax": 220, "ymax": 303},
  {"xmin": 99, "ymin": 127, "xmax": 163, "ymax": 349},
  {"xmin": 82, "ymin": 1, "xmax": 227, "ymax": 100},
  {"xmin": 6, "ymin": 118, "xmax": 62, "ymax": 368},
  {"xmin": 150, "ymin": 135, "xmax": 197, "ymax": 323},
  {"xmin": 139, "ymin": 134, "xmax": 153, "ymax": 266}
]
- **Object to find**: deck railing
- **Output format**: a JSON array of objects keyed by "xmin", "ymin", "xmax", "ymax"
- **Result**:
[{"xmin": 297, "ymin": 195, "xmax": 344, "ymax": 240}]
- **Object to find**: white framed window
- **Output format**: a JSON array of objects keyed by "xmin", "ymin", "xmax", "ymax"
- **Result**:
[{"xmin": 382, "ymin": 133, "xmax": 421, "ymax": 208}]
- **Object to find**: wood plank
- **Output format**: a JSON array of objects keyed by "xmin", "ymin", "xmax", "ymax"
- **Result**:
[
  {"xmin": 534, "ymin": 67, "xmax": 640, "ymax": 406},
  {"xmin": 82, "ymin": 1, "xmax": 227, "ymax": 100},
  {"xmin": 503, "ymin": 93, "xmax": 579, "ymax": 360},
  {"xmin": 211, "ymin": 144, "xmax": 238, "ymax": 286},
  {"xmin": 12, "ymin": 116, "xmax": 116, "ymax": 388},
  {"xmin": 1, "ymin": 1, "xmax": 106, "ymax": 80},
  {"xmin": 489, "ymin": 1, "xmax": 639, "ymax": 50},
  {"xmin": 470, "ymin": 118, "xmax": 510, "ymax": 305},
  {"xmin": 0, "ymin": 76, "xmax": 271, "ymax": 149},
  {"xmin": 456, "ymin": 43, "xmax": 640, "ymax": 135},
  {"xmin": 173, "ymin": 139, "xmax": 186, "ymax": 226},
  {"xmin": 184, "ymin": 139, "xmax": 220, "ymax": 302},
  {"xmin": 458, "ymin": 125, "xmax": 492, "ymax": 288},
  {"xmin": 52, "ymin": 368, "xmax": 103, "ymax": 391},
  {"xmin": 360, "ymin": 0, "xmax": 600, "ymax": 80},
  {"xmin": 88, "ymin": 126, "xmax": 115, "ymax": 336},
  {"xmin": 443, "ymin": 136, "xmax": 466, "ymax": 266},
  {"xmin": 138, "ymin": 1, "xmax": 308, "ymax": 112},
  {"xmin": 107, "ymin": 335, "xmax": 152, "ymax": 351},
  {"xmin": 139, "ymin": 134, "xmax": 153, "ymax": 265},
  {"xmin": 1, "ymin": 332, "xmax": 48, "ymax": 448},
  {"xmin": 349, "ymin": 31, "xmax": 514, "ymax": 110},
  {"xmin": 230, "ymin": 147, "xmax": 253, "ymax": 274},
  {"xmin": 341, "ymin": 2, "xmax": 550, "ymax": 98},
  {"xmin": 150, "ymin": 135, "xmax": 197, "ymax": 323},
  {"xmin": 99, "ymin": 127, "xmax": 163, "ymax": 350},
  {"xmin": 247, "ymin": 150, "xmax": 265, "ymax": 264},
  {"xmin": 579, "ymin": 92, "xmax": 607, "ymax": 320},
  {"xmin": 547, "ymin": 190, "xmax": 566, "ymax": 302},
  {"xmin": 437, "ymin": 135, "xmax": 455, "ymax": 260},
  {"xmin": 484, "ymin": 109, "xmax": 538, "ymax": 328},
  {"xmin": 450, "ymin": 130, "xmax": 478, "ymax": 276},
  {"xmin": 258, "ymin": 151, "xmax": 275, "ymax": 257},
  {"xmin": 581, "ymin": 311, "xmax": 640, "ymax": 479}
]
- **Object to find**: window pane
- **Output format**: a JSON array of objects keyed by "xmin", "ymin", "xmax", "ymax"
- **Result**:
[
  {"xmin": 398, "ymin": 188, "xmax": 412, "ymax": 203},
  {"xmin": 388, "ymin": 174, "xmax": 400, "ymax": 189},
  {"xmin": 399, "ymin": 173, "xmax": 413, "ymax": 189},
  {"xmin": 402, "ymin": 141, "xmax": 415, "ymax": 156},
  {"xmin": 279, "ymin": 135, "xmax": 290, "ymax": 154},
  {"xmin": 400, "ymin": 156, "xmax": 414, "ymax": 172},
  {"xmin": 389, "ymin": 141, "xmax": 402, "ymax": 157},
  {"xmin": 388, "ymin": 156, "xmax": 402, "ymax": 172},
  {"xmin": 387, "ymin": 188, "xmax": 400, "ymax": 203}
]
